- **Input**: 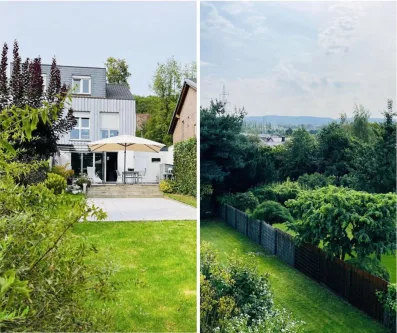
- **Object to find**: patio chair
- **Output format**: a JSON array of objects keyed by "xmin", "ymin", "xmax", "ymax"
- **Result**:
[
  {"xmin": 116, "ymin": 170, "xmax": 123, "ymax": 184},
  {"xmin": 87, "ymin": 167, "xmax": 102, "ymax": 184},
  {"xmin": 137, "ymin": 168, "xmax": 146, "ymax": 184}
]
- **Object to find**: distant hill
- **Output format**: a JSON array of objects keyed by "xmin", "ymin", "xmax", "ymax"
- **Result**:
[{"xmin": 244, "ymin": 115, "xmax": 383, "ymax": 126}]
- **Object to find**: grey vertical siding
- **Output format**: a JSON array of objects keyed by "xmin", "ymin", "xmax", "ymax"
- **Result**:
[{"xmin": 58, "ymin": 97, "xmax": 136, "ymax": 145}]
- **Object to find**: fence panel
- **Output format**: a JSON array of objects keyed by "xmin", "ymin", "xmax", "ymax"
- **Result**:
[
  {"xmin": 219, "ymin": 204, "xmax": 226, "ymax": 221},
  {"xmin": 275, "ymin": 230, "xmax": 295, "ymax": 266},
  {"xmin": 294, "ymin": 243, "xmax": 323, "ymax": 282},
  {"xmin": 247, "ymin": 218, "xmax": 261, "ymax": 244},
  {"xmin": 260, "ymin": 222, "xmax": 276, "ymax": 254},
  {"xmin": 322, "ymin": 257, "xmax": 350, "ymax": 298},
  {"xmin": 348, "ymin": 267, "xmax": 387, "ymax": 322},
  {"xmin": 235, "ymin": 210, "xmax": 248, "ymax": 235},
  {"xmin": 226, "ymin": 205, "xmax": 236, "ymax": 227}
]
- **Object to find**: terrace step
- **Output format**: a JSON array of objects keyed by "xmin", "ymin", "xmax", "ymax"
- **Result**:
[{"xmin": 87, "ymin": 184, "xmax": 164, "ymax": 198}]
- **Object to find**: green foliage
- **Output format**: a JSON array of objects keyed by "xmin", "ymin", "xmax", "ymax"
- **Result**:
[
  {"xmin": 249, "ymin": 201, "xmax": 294, "ymax": 225},
  {"xmin": 252, "ymin": 180, "xmax": 301, "ymax": 205},
  {"xmin": 45, "ymin": 173, "xmax": 67, "ymax": 194},
  {"xmin": 105, "ymin": 57, "xmax": 131, "ymax": 87},
  {"xmin": 219, "ymin": 191, "xmax": 259, "ymax": 212},
  {"xmin": 297, "ymin": 172, "xmax": 336, "ymax": 189},
  {"xmin": 159, "ymin": 179, "xmax": 175, "ymax": 193},
  {"xmin": 281, "ymin": 128, "xmax": 318, "ymax": 180},
  {"xmin": 51, "ymin": 164, "xmax": 74, "ymax": 180},
  {"xmin": 75, "ymin": 174, "xmax": 92, "ymax": 188},
  {"xmin": 286, "ymin": 186, "xmax": 396, "ymax": 260},
  {"xmin": 200, "ymin": 243, "xmax": 303, "ymax": 333},
  {"xmin": 346, "ymin": 257, "xmax": 390, "ymax": 281},
  {"xmin": 377, "ymin": 283, "xmax": 397, "ymax": 313},
  {"xmin": 143, "ymin": 57, "xmax": 196, "ymax": 146},
  {"xmin": 173, "ymin": 137, "xmax": 196, "ymax": 196},
  {"xmin": 15, "ymin": 160, "xmax": 49, "ymax": 186},
  {"xmin": 0, "ymin": 99, "xmax": 113, "ymax": 331}
]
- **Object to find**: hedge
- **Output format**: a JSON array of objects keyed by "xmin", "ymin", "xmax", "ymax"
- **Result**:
[{"xmin": 173, "ymin": 137, "xmax": 196, "ymax": 197}]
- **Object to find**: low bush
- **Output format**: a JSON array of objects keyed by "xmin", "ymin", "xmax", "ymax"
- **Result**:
[
  {"xmin": 45, "ymin": 173, "xmax": 67, "ymax": 194},
  {"xmin": 159, "ymin": 179, "xmax": 175, "ymax": 193},
  {"xmin": 16, "ymin": 161, "xmax": 49, "ymax": 186},
  {"xmin": 249, "ymin": 201, "xmax": 294, "ymax": 225},
  {"xmin": 51, "ymin": 164, "xmax": 74, "ymax": 181},
  {"xmin": 219, "ymin": 192, "xmax": 259, "ymax": 212},
  {"xmin": 200, "ymin": 243, "xmax": 303, "ymax": 333},
  {"xmin": 251, "ymin": 180, "xmax": 301, "ymax": 205},
  {"xmin": 347, "ymin": 257, "xmax": 390, "ymax": 281},
  {"xmin": 75, "ymin": 174, "xmax": 92, "ymax": 188},
  {"xmin": 297, "ymin": 172, "xmax": 336, "ymax": 189}
]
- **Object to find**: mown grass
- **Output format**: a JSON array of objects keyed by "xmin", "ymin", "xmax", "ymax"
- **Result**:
[
  {"xmin": 201, "ymin": 220, "xmax": 387, "ymax": 333},
  {"xmin": 273, "ymin": 223, "xmax": 396, "ymax": 283},
  {"xmin": 164, "ymin": 193, "xmax": 197, "ymax": 207},
  {"xmin": 74, "ymin": 221, "xmax": 196, "ymax": 332}
]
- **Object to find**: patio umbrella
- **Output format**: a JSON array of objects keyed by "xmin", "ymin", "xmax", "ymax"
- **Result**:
[{"xmin": 88, "ymin": 135, "xmax": 165, "ymax": 184}]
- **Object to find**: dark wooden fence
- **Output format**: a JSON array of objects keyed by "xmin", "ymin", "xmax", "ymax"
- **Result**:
[{"xmin": 220, "ymin": 204, "xmax": 393, "ymax": 329}]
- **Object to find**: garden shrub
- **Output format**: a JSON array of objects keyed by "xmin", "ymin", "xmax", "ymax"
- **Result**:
[
  {"xmin": 297, "ymin": 172, "xmax": 336, "ymax": 189},
  {"xmin": 75, "ymin": 173, "xmax": 92, "ymax": 188},
  {"xmin": 218, "ymin": 192, "xmax": 259, "ymax": 212},
  {"xmin": 251, "ymin": 180, "xmax": 301, "ymax": 205},
  {"xmin": 16, "ymin": 161, "xmax": 49, "ymax": 186},
  {"xmin": 200, "ymin": 242, "xmax": 303, "ymax": 333},
  {"xmin": 159, "ymin": 179, "xmax": 175, "ymax": 193},
  {"xmin": 45, "ymin": 173, "xmax": 67, "ymax": 194},
  {"xmin": 51, "ymin": 164, "xmax": 74, "ymax": 184},
  {"xmin": 346, "ymin": 257, "xmax": 390, "ymax": 281},
  {"xmin": 173, "ymin": 137, "xmax": 196, "ymax": 197},
  {"xmin": 249, "ymin": 201, "xmax": 294, "ymax": 225}
]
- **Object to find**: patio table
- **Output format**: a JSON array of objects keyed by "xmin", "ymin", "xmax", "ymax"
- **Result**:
[{"xmin": 123, "ymin": 171, "xmax": 139, "ymax": 184}]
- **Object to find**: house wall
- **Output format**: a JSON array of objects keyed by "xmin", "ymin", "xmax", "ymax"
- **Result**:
[
  {"xmin": 41, "ymin": 64, "xmax": 107, "ymax": 98},
  {"xmin": 58, "ymin": 97, "xmax": 136, "ymax": 145},
  {"xmin": 172, "ymin": 87, "xmax": 197, "ymax": 144}
]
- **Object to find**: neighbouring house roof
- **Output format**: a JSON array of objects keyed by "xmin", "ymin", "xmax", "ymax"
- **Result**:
[
  {"xmin": 106, "ymin": 84, "xmax": 134, "ymax": 100},
  {"xmin": 136, "ymin": 113, "xmax": 150, "ymax": 130},
  {"xmin": 168, "ymin": 78, "xmax": 197, "ymax": 134},
  {"xmin": 258, "ymin": 136, "xmax": 286, "ymax": 147}
]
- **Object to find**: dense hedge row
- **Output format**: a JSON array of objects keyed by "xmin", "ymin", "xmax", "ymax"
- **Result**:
[{"xmin": 173, "ymin": 137, "xmax": 197, "ymax": 197}]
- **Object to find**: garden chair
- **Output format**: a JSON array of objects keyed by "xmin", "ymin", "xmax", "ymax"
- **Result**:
[
  {"xmin": 137, "ymin": 168, "xmax": 146, "ymax": 184},
  {"xmin": 116, "ymin": 170, "xmax": 123, "ymax": 184},
  {"xmin": 87, "ymin": 167, "xmax": 102, "ymax": 184}
]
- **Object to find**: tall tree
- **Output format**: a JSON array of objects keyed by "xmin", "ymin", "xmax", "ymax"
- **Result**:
[
  {"xmin": 10, "ymin": 41, "xmax": 23, "ymax": 107},
  {"xmin": 105, "ymin": 57, "xmax": 131, "ymax": 87},
  {"xmin": 0, "ymin": 43, "xmax": 8, "ymax": 111},
  {"xmin": 350, "ymin": 104, "xmax": 374, "ymax": 143},
  {"xmin": 144, "ymin": 57, "xmax": 196, "ymax": 145}
]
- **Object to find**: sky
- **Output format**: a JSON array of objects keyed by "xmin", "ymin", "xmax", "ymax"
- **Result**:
[
  {"xmin": 201, "ymin": 1, "xmax": 396, "ymax": 118},
  {"xmin": 0, "ymin": 1, "xmax": 196, "ymax": 96}
]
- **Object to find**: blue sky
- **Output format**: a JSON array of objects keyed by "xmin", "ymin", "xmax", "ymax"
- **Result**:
[
  {"xmin": 0, "ymin": 1, "xmax": 196, "ymax": 96},
  {"xmin": 201, "ymin": 1, "xmax": 396, "ymax": 117}
]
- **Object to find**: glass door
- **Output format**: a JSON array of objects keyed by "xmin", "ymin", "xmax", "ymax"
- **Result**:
[{"xmin": 94, "ymin": 153, "xmax": 104, "ymax": 182}]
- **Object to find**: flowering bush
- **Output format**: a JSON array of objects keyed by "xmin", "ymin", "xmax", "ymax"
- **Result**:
[
  {"xmin": 45, "ymin": 172, "xmax": 67, "ymax": 194},
  {"xmin": 159, "ymin": 179, "xmax": 175, "ymax": 193}
]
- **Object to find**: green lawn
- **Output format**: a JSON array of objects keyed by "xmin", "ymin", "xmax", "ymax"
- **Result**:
[
  {"xmin": 274, "ymin": 223, "xmax": 396, "ymax": 283},
  {"xmin": 74, "ymin": 221, "xmax": 196, "ymax": 332},
  {"xmin": 165, "ymin": 193, "xmax": 197, "ymax": 207},
  {"xmin": 201, "ymin": 220, "xmax": 387, "ymax": 333}
]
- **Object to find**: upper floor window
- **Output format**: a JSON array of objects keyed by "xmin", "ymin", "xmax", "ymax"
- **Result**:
[
  {"xmin": 100, "ymin": 129, "xmax": 119, "ymax": 139},
  {"xmin": 72, "ymin": 76, "xmax": 91, "ymax": 94},
  {"xmin": 70, "ymin": 117, "xmax": 90, "ymax": 140},
  {"xmin": 42, "ymin": 74, "xmax": 47, "ymax": 92}
]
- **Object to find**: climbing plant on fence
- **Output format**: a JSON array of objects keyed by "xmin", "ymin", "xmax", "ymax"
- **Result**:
[{"xmin": 173, "ymin": 137, "xmax": 196, "ymax": 196}]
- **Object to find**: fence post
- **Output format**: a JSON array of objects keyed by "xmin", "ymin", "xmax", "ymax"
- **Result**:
[{"xmin": 245, "ymin": 214, "xmax": 249, "ymax": 236}]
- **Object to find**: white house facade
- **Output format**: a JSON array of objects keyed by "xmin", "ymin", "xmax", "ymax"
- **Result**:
[{"xmin": 45, "ymin": 64, "xmax": 172, "ymax": 183}]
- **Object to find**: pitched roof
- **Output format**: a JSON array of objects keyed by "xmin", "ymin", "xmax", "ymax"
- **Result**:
[
  {"xmin": 106, "ymin": 84, "xmax": 134, "ymax": 100},
  {"xmin": 168, "ymin": 78, "xmax": 197, "ymax": 134}
]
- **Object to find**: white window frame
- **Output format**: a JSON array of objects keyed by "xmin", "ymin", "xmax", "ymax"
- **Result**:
[
  {"xmin": 71, "ymin": 117, "xmax": 90, "ymax": 140},
  {"xmin": 72, "ymin": 76, "xmax": 91, "ymax": 95},
  {"xmin": 42, "ymin": 74, "xmax": 47, "ymax": 92},
  {"xmin": 100, "ymin": 129, "xmax": 119, "ymax": 139}
]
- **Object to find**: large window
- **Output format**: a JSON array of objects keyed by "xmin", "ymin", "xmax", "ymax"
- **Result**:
[
  {"xmin": 71, "ymin": 153, "xmax": 94, "ymax": 176},
  {"xmin": 70, "ymin": 117, "xmax": 90, "ymax": 140},
  {"xmin": 72, "ymin": 76, "xmax": 91, "ymax": 94},
  {"xmin": 100, "ymin": 129, "xmax": 119, "ymax": 139}
]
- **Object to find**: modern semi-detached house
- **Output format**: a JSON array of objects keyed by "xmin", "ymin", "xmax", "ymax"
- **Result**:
[{"xmin": 42, "ymin": 64, "xmax": 172, "ymax": 183}]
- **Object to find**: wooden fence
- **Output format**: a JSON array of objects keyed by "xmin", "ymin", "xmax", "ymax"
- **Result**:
[{"xmin": 220, "ymin": 204, "xmax": 393, "ymax": 329}]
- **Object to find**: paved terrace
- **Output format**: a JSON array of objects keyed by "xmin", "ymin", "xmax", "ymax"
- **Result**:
[{"xmin": 87, "ymin": 197, "xmax": 197, "ymax": 221}]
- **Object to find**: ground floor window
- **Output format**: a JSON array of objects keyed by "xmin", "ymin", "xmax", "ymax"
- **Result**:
[{"xmin": 71, "ymin": 152, "xmax": 93, "ymax": 176}]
